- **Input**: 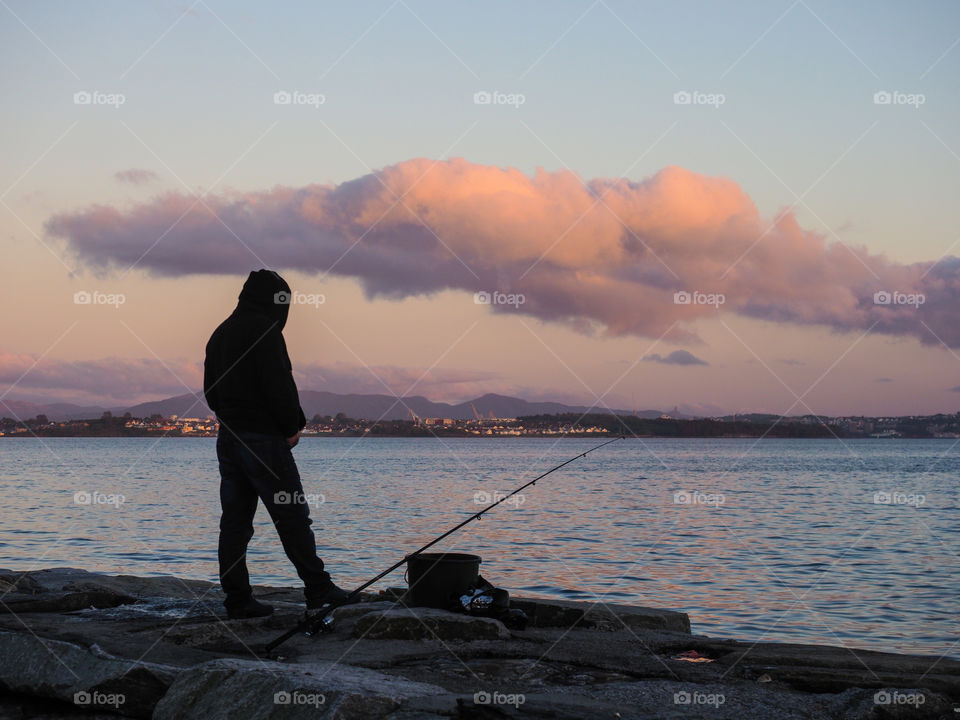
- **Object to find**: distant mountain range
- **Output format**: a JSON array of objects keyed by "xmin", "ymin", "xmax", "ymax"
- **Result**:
[{"xmin": 1, "ymin": 392, "xmax": 672, "ymax": 423}]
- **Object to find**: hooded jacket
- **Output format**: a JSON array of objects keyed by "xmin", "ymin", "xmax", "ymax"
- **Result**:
[{"xmin": 203, "ymin": 270, "xmax": 307, "ymax": 438}]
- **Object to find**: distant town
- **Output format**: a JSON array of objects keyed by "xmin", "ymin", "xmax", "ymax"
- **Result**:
[{"xmin": 4, "ymin": 409, "xmax": 960, "ymax": 439}]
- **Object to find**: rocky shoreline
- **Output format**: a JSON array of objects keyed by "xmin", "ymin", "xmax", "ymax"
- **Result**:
[{"xmin": 0, "ymin": 568, "xmax": 956, "ymax": 719}]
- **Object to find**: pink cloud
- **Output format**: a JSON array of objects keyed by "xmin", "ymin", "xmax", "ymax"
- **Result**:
[
  {"xmin": 47, "ymin": 158, "xmax": 960, "ymax": 345},
  {"xmin": 0, "ymin": 352, "xmax": 201, "ymax": 406},
  {"xmin": 643, "ymin": 350, "xmax": 708, "ymax": 366},
  {"xmin": 294, "ymin": 362, "xmax": 500, "ymax": 400}
]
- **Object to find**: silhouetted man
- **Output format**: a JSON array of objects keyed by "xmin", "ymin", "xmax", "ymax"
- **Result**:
[{"xmin": 204, "ymin": 269, "xmax": 350, "ymax": 619}]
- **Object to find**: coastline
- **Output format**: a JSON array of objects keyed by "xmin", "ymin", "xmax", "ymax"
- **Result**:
[{"xmin": 1, "ymin": 567, "xmax": 957, "ymax": 719}]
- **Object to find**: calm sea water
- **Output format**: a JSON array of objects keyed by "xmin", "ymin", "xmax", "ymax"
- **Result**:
[{"xmin": 1, "ymin": 437, "xmax": 957, "ymax": 658}]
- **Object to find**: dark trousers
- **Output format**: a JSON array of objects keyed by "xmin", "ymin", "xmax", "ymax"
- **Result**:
[{"xmin": 216, "ymin": 430, "xmax": 331, "ymax": 606}]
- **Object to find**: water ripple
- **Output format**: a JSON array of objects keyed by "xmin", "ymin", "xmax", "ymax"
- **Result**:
[{"xmin": 0, "ymin": 436, "xmax": 957, "ymax": 657}]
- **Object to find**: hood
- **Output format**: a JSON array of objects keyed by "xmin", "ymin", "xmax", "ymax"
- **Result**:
[{"xmin": 236, "ymin": 269, "xmax": 292, "ymax": 330}]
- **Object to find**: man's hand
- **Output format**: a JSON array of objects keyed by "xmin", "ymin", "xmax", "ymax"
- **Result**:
[{"xmin": 286, "ymin": 432, "xmax": 300, "ymax": 448}]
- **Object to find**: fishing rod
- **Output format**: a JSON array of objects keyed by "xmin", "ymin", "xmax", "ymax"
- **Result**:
[{"xmin": 265, "ymin": 435, "xmax": 624, "ymax": 652}]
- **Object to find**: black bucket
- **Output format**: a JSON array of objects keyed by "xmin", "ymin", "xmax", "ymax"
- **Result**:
[{"xmin": 405, "ymin": 552, "xmax": 481, "ymax": 609}]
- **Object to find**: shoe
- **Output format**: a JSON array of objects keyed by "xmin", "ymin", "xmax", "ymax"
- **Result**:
[
  {"xmin": 306, "ymin": 583, "xmax": 358, "ymax": 610},
  {"xmin": 225, "ymin": 597, "xmax": 274, "ymax": 619}
]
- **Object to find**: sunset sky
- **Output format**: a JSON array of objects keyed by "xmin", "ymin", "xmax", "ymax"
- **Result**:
[{"xmin": 2, "ymin": 1, "xmax": 959, "ymax": 416}]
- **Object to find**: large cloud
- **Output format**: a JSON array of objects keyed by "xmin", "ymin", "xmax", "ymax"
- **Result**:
[{"xmin": 47, "ymin": 158, "xmax": 960, "ymax": 345}]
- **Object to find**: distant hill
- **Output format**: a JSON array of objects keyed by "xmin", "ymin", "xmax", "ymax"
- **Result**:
[
  {"xmin": 714, "ymin": 413, "xmax": 783, "ymax": 423},
  {"xmin": 0, "ymin": 399, "xmax": 110, "ymax": 422},
  {"xmin": 2, "ymin": 391, "xmax": 670, "ymax": 422},
  {"xmin": 296, "ymin": 391, "xmax": 657, "ymax": 421},
  {"xmin": 122, "ymin": 394, "xmax": 210, "ymax": 419}
]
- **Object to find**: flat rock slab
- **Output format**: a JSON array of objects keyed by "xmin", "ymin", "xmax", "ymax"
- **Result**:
[
  {"xmin": 0, "ymin": 567, "xmax": 216, "ymax": 601},
  {"xmin": 152, "ymin": 658, "xmax": 447, "ymax": 720},
  {"xmin": 0, "ymin": 630, "xmax": 178, "ymax": 718},
  {"xmin": 659, "ymin": 637, "xmax": 960, "ymax": 698},
  {"xmin": 351, "ymin": 606, "xmax": 510, "ymax": 641},
  {"xmin": 492, "ymin": 682, "xmax": 956, "ymax": 720},
  {"xmin": 511, "ymin": 597, "xmax": 691, "ymax": 633},
  {"xmin": 0, "ymin": 590, "xmax": 136, "ymax": 614}
]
